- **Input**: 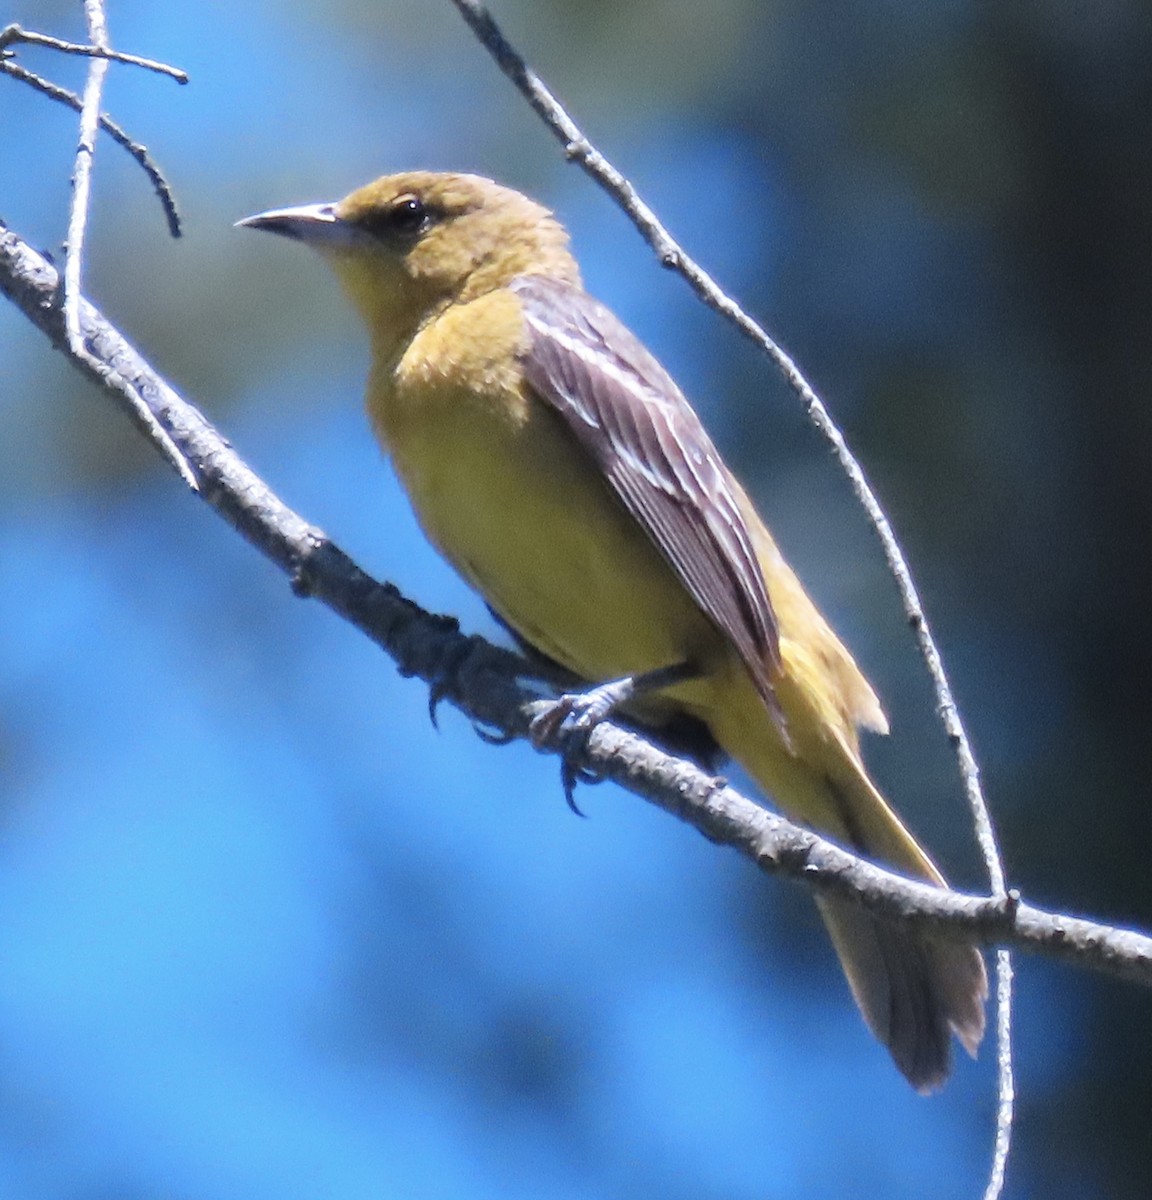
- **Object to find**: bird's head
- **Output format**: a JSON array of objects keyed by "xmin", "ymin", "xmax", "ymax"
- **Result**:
[{"xmin": 239, "ymin": 171, "xmax": 578, "ymax": 345}]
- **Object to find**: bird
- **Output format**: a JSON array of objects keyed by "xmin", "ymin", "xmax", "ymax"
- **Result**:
[{"xmin": 239, "ymin": 170, "xmax": 987, "ymax": 1091}]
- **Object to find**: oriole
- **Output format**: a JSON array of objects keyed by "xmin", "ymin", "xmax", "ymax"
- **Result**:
[{"xmin": 240, "ymin": 171, "xmax": 986, "ymax": 1091}]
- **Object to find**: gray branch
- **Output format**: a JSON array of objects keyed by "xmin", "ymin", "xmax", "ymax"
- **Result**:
[{"xmin": 3, "ymin": 220, "xmax": 1151, "ymax": 990}]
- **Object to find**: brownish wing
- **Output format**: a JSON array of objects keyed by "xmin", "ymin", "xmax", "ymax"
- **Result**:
[{"xmin": 511, "ymin": 273, "xmax": 784, "ymax": 731}]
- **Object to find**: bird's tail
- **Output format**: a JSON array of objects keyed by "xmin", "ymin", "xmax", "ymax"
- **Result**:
[
  {"xmin": 804, "ymin": 757, "xmax": 987, "ymax": 1091},
  {"xmin": 710, "ymin": 688, "xmax": 987, "ymax": 1091},
  {"xmin": 817, "ymin": 737, "xmax": 986, "ymax": 1091},
  {"xmin": 815, "ymin": 891, "xmax": 986, "ymax": 1092}
]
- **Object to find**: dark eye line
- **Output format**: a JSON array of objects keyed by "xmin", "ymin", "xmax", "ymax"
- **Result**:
[
  {"xmin": 392, "ymin": 195, "xmax": 424, "ymax": 223},
  {"xmin": 357, "ymin": 193, "xmax": 442, "ymax": 243}
]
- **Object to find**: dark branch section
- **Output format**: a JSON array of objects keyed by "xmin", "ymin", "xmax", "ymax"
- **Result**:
[{"xmin": 3, "ymin": 221, "xmax": 1152, "ymax": 988}]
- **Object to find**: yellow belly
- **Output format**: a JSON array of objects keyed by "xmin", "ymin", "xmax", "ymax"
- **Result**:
[
  {"xmin": 359, "ymin": 286, "xmax": 725, "ymax": 690},
  {"xmin": 379, "ymin": 381, "xmax": 717, "ymax": 685}
]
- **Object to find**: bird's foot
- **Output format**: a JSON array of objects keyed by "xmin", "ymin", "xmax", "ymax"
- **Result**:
[{"xmin": 528, "ymin": 678, "xmax": 640, "ymax": 815}]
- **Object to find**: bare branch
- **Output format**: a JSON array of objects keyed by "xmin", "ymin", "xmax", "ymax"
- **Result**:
[
  {"xmin": 0, "ymin": 58, "xmax": 181, "ymax": 237},
  {"xmin": 64, "ymin": 2, "xmax": 111, "ymax": 352},
  {"xmin": 3, "ymin": 221, "xmax": 1151, "ymax": 998},
  {"xmin": 985, "ymin": 953, "xmax": 1016, "ymax": 1200},
  {"xmin": 51, "ymin": 1, "xmax": 196, "ymax": 489},
  {"xmin": 0, "ymin": 22, "xmax": 188, "ymax": 82}
]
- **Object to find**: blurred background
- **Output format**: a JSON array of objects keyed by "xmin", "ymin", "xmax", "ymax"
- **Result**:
[{"xmin": 2, "ymin": 0, "xmax": 1151, "ymax": 1195}]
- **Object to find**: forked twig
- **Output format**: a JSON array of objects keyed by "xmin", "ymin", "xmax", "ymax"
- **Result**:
[
  {"xmin": 0, "ymin": 20, "xmax": 184, "ymax": 236},
  {"xmin": 51, "ymin": 1, "xmax": 197, "ymax": 488},
  {"xmin": 0, "ymin": 22, "xmax": 188, "ymax": 80},
  {"xmin": 0, "ymin": 59, "xmax": 181, "ymax": 237}
]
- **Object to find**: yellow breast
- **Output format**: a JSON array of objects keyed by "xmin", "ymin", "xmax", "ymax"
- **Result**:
[{"xmin": 366, "ymin": 289, "xmax": 716, "ymax": 682}]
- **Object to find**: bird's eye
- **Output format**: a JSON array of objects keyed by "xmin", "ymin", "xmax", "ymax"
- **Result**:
[
  {"xmin": 352, "ymin": 191, "xmax": 443, "ymax": 246},
  {"xmin": 386, "ymin": 194, "xmax": 430, "ymax": 237}
]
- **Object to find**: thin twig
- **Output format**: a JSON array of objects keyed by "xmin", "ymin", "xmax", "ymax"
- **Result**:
[
  {"xmin": 55, "ymin": 1, "xmax": 196, "ymax": 489},
  {"xmin": 985, "ymin": 950, "xmax": 1015, "ymax": 1200},
  {"xmin": 6, "ymin": 221, "xmax": 1152, "ymax": 998},
  {"xmin": 0, "ymin": 58, "xmax": 181, "ymax": 237},
  {"xmin": 0, "ymin": 22, "xmax": 188, "ymax": 82},
  {"xmin": 445, "ymin": 0, "xmax": 1012, "ymax": 1189},
  {"xmin": 63, "ymin": 1, "xmax": 110, "ymax": 353}
]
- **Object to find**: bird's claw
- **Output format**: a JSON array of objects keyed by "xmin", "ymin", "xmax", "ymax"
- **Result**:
[
  {"xmin": 427, "ymin": 679, "xmax": 449, "ymax": 729},
  {"xmin": 472, "ymin": 719, "xmax": 516, "ymax": 746},
  {"xmin": 425, "ymin": 635, "xmax": 476, "ymax": 730},
  {"xmin": 529, "ymin": 693, "xmax": 612, "ymax": 817}
]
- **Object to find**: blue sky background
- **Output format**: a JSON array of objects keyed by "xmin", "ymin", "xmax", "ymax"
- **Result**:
[{"xmin": 4, "ymin": 1, "xmax": 1152, "ymax": 1197}]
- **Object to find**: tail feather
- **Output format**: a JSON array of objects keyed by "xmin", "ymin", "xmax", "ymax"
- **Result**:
[
  {"xmin": 817, "ymin": 896, "xmax": 986, "ymax": 1093},
  {"xmin": 817, "ymin": 756, "xmax": 988, "ymax": 1091},
  {"xmin": 711, "ymin": 684, "xmax": 988, "ymax": 1089}
]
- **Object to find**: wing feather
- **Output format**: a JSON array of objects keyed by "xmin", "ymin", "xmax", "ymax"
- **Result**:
[{"xmin": 511, "ymin": 274, "xmax": 783, "ymax": 729}]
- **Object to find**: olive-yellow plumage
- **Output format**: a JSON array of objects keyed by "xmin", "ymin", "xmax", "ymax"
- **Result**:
[{"xmin": 240, "ymin": 171, "xmax": 987, "ymax": 1091}]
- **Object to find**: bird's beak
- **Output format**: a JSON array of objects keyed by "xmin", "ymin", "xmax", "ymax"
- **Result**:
[{"xmin": 236, "ymin": 202, "xmax": 368, "ymax": 250}]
